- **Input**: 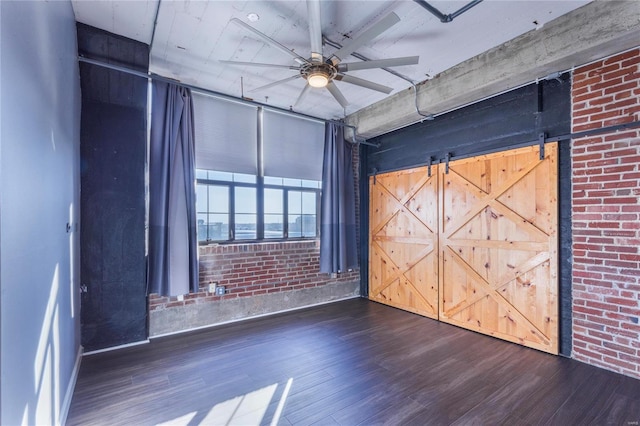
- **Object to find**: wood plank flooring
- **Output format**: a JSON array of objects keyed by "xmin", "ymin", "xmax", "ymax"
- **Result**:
[{"xmin": 67, "ymin": 298, "xmax": 640, "ymax": 425}]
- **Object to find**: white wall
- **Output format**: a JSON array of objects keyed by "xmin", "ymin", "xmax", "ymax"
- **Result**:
[{"xmin": 0, "ymin": 1, "xmax": 82, "ymax": 424}]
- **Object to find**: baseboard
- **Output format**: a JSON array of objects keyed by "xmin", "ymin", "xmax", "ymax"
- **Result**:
[
  {"xmin": 59, "ymin": 345, "xmax": 83, "ymax": 426},
  {"xmin": 83, "ymin": 339, "xmax": 150, "ymax": 356},
  {"xmin": 150, "ymin": 294, "xmax": 360, "ymax": 340}
]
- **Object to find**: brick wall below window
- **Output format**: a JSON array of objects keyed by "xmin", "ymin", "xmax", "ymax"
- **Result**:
[
  {"xmin": 149, "ymin": 240, "xmax": 359, "ymax": 313},
  {"xmin": 571, "ymin": 48, "xmax": 640, "ymax": 379}
]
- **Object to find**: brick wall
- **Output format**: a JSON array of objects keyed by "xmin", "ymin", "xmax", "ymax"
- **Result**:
[
  {"xmin": 571, "ymin": 48, "xmax": 640, "ymax": 379},
  {"xmin": 149, "ymin": 240, "xmax": 359, "ymax": 312}
]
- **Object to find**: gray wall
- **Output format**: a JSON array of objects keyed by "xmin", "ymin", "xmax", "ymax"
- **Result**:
[{"xmin": 0, "ymin": 1, "xmax": 81, "ymax": 424}]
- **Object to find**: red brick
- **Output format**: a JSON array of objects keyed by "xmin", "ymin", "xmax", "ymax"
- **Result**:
[
  {"xmin": 606, "ymin": 49, "xmax": 640, "ymax": 64},
  {"xmin": 576, "ymin": 60, "xmax": 605, "ymax": 74},
  {"xmin": 621, "ymin": 55, "xmax": 640, "ymax": 68},
  {"xmin": 604, "ymin": 81, "xmax": 639, "ymax": 95},
  {"xmin": 573, "ymin": 347, "xmax": 604, "ymax": 361},
  {"xmin": 574, "ymin": 333, "xmax": 603, "ymax": 346},
  {"xmin": 574, "ymin": 122, "xmax": 605, "ymax": 132},
  {"xmin": 602, "ymin": 356, "xmax": 637, "ymax": 371}
]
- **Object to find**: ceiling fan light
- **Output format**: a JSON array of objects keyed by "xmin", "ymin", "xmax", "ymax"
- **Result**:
[{"xmin": 308, "ymin": 72, "xmax": 329, "ymax": 88}]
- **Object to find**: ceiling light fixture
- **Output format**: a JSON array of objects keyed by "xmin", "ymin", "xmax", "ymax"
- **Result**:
[
  {"xmin": 247, "ymin": 13, "xmax": 260, "ymax": 22},
  {"xmin": 307, "ymin": 70, "xmax": 329, "ymax": 88}
]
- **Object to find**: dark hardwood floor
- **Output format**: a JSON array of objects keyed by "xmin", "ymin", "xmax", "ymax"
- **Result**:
[{"xmin": 67, "ymin": 298, "xmax": 640, "ymax": 425}]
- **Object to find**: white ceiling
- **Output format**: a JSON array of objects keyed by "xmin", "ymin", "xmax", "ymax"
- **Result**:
[{"xmin": 72, "ymin": 0, "xmax": 590, "ymax": 120}]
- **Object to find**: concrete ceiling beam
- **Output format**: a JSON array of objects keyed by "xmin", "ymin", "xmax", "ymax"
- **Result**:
[{"xmin": 346, "ymin": 0, "xmax": 640, "ymax": 139}]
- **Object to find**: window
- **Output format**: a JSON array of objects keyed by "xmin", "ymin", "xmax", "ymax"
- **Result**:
[{"xmin": 193, "ymin": 93, "xmax": 324, "ymax": 243}]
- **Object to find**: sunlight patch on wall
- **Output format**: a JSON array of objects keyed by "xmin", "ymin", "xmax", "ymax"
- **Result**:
[{"xmin": 32, "ymin": 263, "xmax": 62, "ymax": 425}]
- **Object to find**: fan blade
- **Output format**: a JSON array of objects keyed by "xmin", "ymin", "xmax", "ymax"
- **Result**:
[
  {"xmin": 326, "ymin": 81, "xmax": 349, "ymax": 108},
  {"xmin": 331, "ymin": 12, "xmax": 401, "ymax": 64},
  {"xmin": 294, "ymin": 84, "xmax": 312, "ymax": 108},
  {"xmin": 249, "ymin": 75, "xmax": 302, "ymax": 92},
  {"xmin": 334, "ymin": 74, "xmax": 393, "ymax": 94},
  {"xmin": 337, "ymin": 56, "xmax": 419, "ymax": 72},
  {"xmin": 307, "ymin": 0, "xmax": 323, "ymax": 60},
  {"xmin": 220, "ymin": 60, "xmax": 300, "ymax": 70},
  {"xmin": 230, "ymin": 18, "xmax": 309, "ymax": 65}
]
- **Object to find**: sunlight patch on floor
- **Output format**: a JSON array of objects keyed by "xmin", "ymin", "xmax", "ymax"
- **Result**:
[
  {"xmin": 156, "ymin": 411, "xmax": 198, "ymax": 426},
  {"xmin": 201, "ymin": 383, "xmax": 278, "ymax": 425},
  {"xmin": 156, "ymin": 379, "xmax": 295, "ymax": 426}
]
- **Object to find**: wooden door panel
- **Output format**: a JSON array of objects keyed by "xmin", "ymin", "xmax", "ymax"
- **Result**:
[
  {"xmin": 439, "ymin": 144, "xmax": 558, "ymax": 354},
  {"xmin": 369, "ymin": 167, "xmax": 438, "ymax": 319}
]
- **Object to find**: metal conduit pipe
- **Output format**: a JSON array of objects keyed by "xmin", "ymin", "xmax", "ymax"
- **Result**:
[{"xmin": 412, "ymin": 0, "xmax": 483, "ymax": 23}]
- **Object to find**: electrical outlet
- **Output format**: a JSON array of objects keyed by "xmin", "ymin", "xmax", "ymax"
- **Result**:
[
  {"xmin": 215, "ymin": 286, "xmax": 226, "ymax": 295},
  {"xmin": 208, "ymin": 282, "xmax": 217, "ymax": 293}
]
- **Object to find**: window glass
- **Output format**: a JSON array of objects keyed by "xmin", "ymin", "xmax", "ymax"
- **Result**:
[
  {"xmin": 209, "ymin": 185, "xmax": 228, "ymax": 213},
  {"xmin": 208, "ymin": 171, "xmax": 233, "ymax": 181},
  {"xmin": 234, "ymin": 173, "xmax": 256, "ymax": 183},
  {"xmin": 288, "ymin": 191, "xmax": 302, "ymax": 238},
  {"xmin": 235, "ymin": 187, "xmax": 256, "ymax": 240},
  {"xmin": 302, "ymin": 192, "xmax": 317, "ymax": 237},
  {"xmin": 197, "ymin": 185, "xmax": 230, "ymax": 241},
  {"xmin": 264, "ymin": 188, "xmax": 283, "ymax": 239},
  {"xmin": 264, "ymin": 188, "xmax": 283, "ymax": 214},
  {"xmin": 196, "ymin": 184, "xmax": 207, "ymax": 213},
  {"xmin": 283, "ymin": 178, "xmax": 302, "ymax": 187},
  {"xmin": 301, "ymin": 214, "xmax": 317, "ymax": 237},
  {"xmin": 208, "ymin": 213, "xmax": 229, "ymax": 241},
  {"xmin": 264, "ymin": 176, "xmax": 283, "ymax": 185},
  {"xmin": 302, "ymin": 179, "xmax": 321, "ymax": 189},
  {"xmin": 302, "ymin": 192, "xmax": 316, "ymax": 214},
  {"xmin": 197, "ymin": 213, "xmax": 208, "ymax": 242}
]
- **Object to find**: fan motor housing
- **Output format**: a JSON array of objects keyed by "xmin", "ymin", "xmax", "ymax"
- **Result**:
[{"xmin": 300, "ymin": 62, "xmax": 337, "ymax": 82}]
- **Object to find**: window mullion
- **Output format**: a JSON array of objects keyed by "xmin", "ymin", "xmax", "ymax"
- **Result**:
[
  {"xmin": 316, "ymin": 189, "xmax": 321, "ymax": 238},
  {"xmin": 283, "ymin": 189, "xmax": 289, "ymax": 239},
  {"xmin": 257, "ymin": 107, "xmax": 264, "ymax": 240},
  {"xmin": 229, "ymin": 183, "xmax": 235, "ymax": 241}
]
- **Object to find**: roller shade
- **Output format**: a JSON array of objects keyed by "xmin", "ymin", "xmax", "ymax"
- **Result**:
[
  {"xmin": 193, "ymin": 93, "xmax": 258, "ymax": 174},
  {"xmin": 263, "ymin": 109, "xmax": 324, "ymax": 180}
]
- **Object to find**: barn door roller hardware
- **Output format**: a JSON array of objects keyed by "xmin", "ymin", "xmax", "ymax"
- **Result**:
[
  {"xmin": 539, "ymin": 133, "xmax": 546, "ymax": 160},
  {"xmin": 373, "ymin": 168, "xmax": 378, "ymax": 185},
  {"xmin": 445, "ymin": 153, "xmax": 451, "ymax": 174},
  {"xmin": 427, "ymin": 156, "xmax": 434, "ymax": 177},
  {"xmin": 412, "ymin": 0, "xmax": 483, "ymax": 23}
]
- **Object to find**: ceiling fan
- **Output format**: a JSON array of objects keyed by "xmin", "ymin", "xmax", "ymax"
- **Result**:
[{"xmin": 221, "ymin": 0, "xmax": 419, "ymax": 109}]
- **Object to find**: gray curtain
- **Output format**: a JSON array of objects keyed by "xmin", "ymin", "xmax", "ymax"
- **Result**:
[
  {"xmin": 148, "ymin": 81, "xmax": 198, "ymax": 296},
  {"xmin": 320, "ymin": 123, "xmax": 358, "ymax": 273}
]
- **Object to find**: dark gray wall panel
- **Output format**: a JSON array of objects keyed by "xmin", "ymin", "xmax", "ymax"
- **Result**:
[
  {"xmin": 365, "ymin": 75, "xmax": 571, "ymax": 175},
  {"xmin": 558, "ymin": 140, "xmax": 573, "ymax": 357},
  {"xmin": 78, "ymin": 24, "xmax": 149, "ymax": 351}
]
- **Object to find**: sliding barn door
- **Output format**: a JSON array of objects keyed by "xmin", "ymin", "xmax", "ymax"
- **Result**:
[
  {"xmin": 438, "ymin": 144, "xmax": 558, "ymax": 354},
  {"xmin": 369, "ymin": 167, "xmax": 439, "ymax": 319}
]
